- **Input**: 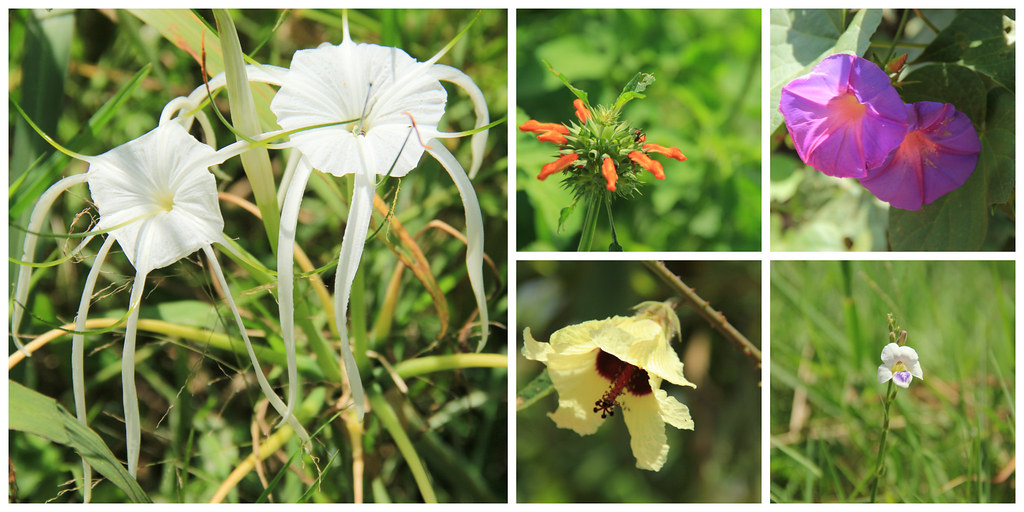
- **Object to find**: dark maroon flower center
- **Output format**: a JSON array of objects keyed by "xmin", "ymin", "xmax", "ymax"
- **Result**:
[{"xmin": 593, "ymin": 350, "xmax": 652, "ymax": 418}]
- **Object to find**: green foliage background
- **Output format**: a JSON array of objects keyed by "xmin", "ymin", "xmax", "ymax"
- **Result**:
[
  {"xmin": 770, "ymin": 9, "xmax": 1015, "ymax": 251},
  {"xmin": 770, "ymin": 261, "xmax": 1015, "ymax": 502},
  {"xmin": 517, "ymin": 260, "xmax": 761, "ymax": 502},
  {"xmin": 9, "ymin": 9, "xmax": 507, "ymax": 503},
  {"xmin": 517, "ymin": 9, "xmax": 761, "ymax": 251}
]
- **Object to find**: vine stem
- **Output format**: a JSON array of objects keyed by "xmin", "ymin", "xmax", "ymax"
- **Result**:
[
  {"xmin": 870, "ymin": 380, "xmax": 898, "ymax": 502},
  {"xmin": 642, "ymin": 260, "xmax": 760, "ymax": 365}
]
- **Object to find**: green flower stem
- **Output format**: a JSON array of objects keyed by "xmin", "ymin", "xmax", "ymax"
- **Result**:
[
  {"xmin": 367, "ymin": 386, "xmax": 437, "ymax": 503},
  {"xmin": 393, "ymin": 353, "xmax": 507, "ymax": 379},
  {"xmin": 604, "ymin": 195, "xmax": 622, "ymax": 251},
  {"xmin": 870, "ymin": 380, "xmax": 898, "ymax": 503},
  {"xmin": 883, "ymin": 9, "xmax": 911, "ymax": 65},
  {"xmin": 577, "ymin": 194, "xmax": 601, "ymax": 251}
]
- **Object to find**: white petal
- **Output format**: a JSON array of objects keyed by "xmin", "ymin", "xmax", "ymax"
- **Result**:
[
  {"xmin": 87, "ymin": 123, "xmax": 224, "ymax": 273},
  {"xmin": 332, "ymin": 167, "xmax": 376, "ymax": 421},
  {"xmin": 71, "ymin": 235, "xmax": 115, "ymax": 503},
  {"xmin": 655, "ymin": 388, "xmax": 694, "ymax": 431},
  {"xmin": 431, "ymin": 64, "xmax": 490, "ymax": 178},
  {"xmin": 544, "ymin": 349, "xmax": 607, "ymax": 435},
  {"xmin": 879, "ymin": 342, "xmax": 901, "ymax": 366},
  {"xmin": 621, "ymin": 392, "xmax": 670, "ymax": 471},
  {"xmin": 877, "ymin": 364, "xmax": 893, "ymax": 384},
  {"xmin": 271, "ymin": 40, "xmax": 445, "ymax": 178},
  {"xmin": 275, "ymin": 159, "xmax": 314, "ymax": 427},
  {"xmin": 12, "ymin": 173, "xmax": 89, "ymax": 353},
  {"xmin": 205, "ymin": 244, "xmax": 310, "ymax": 443},
  {"xmin": 122, "ymin": 265, "xmax": 150, "ymax": 478},
  {"xmin": 908, "ymin": 360, "xmax": 924, "ymax": 380},
  {"xmin": 425, "ymin": 141, "xmax": 488, "ymax": 350},
  {"xmin": 897, "ymin": 345, "xmax": 920, "ymax": 367}
]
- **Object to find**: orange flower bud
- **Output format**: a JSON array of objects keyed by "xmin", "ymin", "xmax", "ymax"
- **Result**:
[
  {"xmin": 573, "ymin": 99, "xmax": 591, "ymax": 123},
  {"xmin": 519, "ymin": 120, "xmax": 569, "ymax": 135},
  {"xmin": 628, "ymin": 151, "xmax": 665, "ymax": 180},
  {"xmin": 601, "ymin": 157, "xmax": 618, "ymax": 191},
  {"xmin": 538, "ymin": 153, "xmax": 579, "ymax": 180},
  {"xmin": 642, "ymin": 143, "xmax": 687, "ymax": 161},
  {"xmin": 537, "ymin": 130, "xmax": 568, "ymax": 145}
]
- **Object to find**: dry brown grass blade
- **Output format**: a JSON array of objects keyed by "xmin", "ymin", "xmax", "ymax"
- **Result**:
[{"xmin": 370, "ymin": 193, "xmax": 450, "ymax": 339}]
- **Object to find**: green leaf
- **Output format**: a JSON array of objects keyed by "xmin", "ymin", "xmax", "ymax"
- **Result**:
[
  {"xmin": 516, "ymin": 369, "xmax": 554, "ymax": 411},
  {"xmin": 888, "ymin": 164, "xmax": 988, "ymax": 251},
  {"xmin": 9, "ymin": 380, "xmax": 152, "ymax": 503},
  {"xmin": 543, "ymin": 59, "xmax": 589, "ymax": 108},
  {"xmin": 612, "ymin": 72, "xmax": 654, "ymax": 111},
  {"xmin": 979, "ymin": 87, "xmax": 1014, "ymax": 205},
  {"xmin": 915, "ymin": 9, "xmax": 1015, "ymax": 91},
  {"xmin": 557, "ymin": 199, "xmax": 578, "ymax": 233},
  {"xmin": 900, "ymin": 63, "xmax": 987, "ymax": 128},
  {"xmin": 769, "ymin": 9, "xmax": 883, "ymax": 132}
]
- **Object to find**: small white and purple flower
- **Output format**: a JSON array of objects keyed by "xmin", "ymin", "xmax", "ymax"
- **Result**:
[{"xmin": 877, "ymin": 342, "xmax": 923, "ymax": 388}]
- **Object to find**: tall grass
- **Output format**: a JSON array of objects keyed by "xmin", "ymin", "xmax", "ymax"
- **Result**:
[{"xmin": 770, "ymin": 261, "xmax": 1014, "ymax": 503}]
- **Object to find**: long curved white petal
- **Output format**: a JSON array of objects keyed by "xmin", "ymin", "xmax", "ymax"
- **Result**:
[
  {"xmin": 432, "ymin": 64, "xmax": 490, "ymax": 178},
  {"xmin": 275, "ymin": 158, "xmax": 314, "ymax": 427},
  {"xmin": 71, "ymin": 235, "xmax": 116, "ymax": 502},
  {"xmin": 204, "ymin": 244, "xmax": 310, "ymax": 443},
  {"xmin": 425, "ymin": 140, "xmax": 488, "ymax": 351},
  {"xmin": 122, "ymin": 267, "xmax": 148, "ymax": 478},
  {"xmin": 12, "ymin": 173, "xmax": 89, "ymax": 354},
  {"xmin": 333, "ymin": 156, "xmax": 376, "ymax": 421},
  {"xmin": 184, "ymin": 64, "xmax": 289, "ymax": 108}
]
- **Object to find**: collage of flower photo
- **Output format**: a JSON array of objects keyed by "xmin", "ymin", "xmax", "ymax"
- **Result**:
[{"xmin": 6, "ymin": 6, "xmax": 1017, "ymax": 507}]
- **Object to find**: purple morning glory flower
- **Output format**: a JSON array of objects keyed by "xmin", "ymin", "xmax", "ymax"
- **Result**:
[
  {"xmin": 858, "ymin": 101, "xmax": 982, "ymax": 210},
  {"xmin": 780, "ymin": 53, "xmax": 909, "ymax": 178}
]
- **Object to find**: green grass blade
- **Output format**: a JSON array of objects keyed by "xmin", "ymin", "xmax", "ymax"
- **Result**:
[
  {"xmin": 9, "ymin": 380, "xmax": 152, "ymax": 503},
  {"xmin": 214, "ymin": 9, "xmax": 280, "ymax": 252},
  {"xmin": 368, "ymin": 387, "xmax": 437, "ymax": 503}
]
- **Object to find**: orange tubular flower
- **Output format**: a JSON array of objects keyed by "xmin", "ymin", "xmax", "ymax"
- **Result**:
[
  {"xmin": 643, "ymin": 143, "xmax": 687, "ymax": 161},
  {"xmin": 520, "ymin": 120, "xmax": 570, "ymax": 145},
  {"xmin": 537, "ymin": 130, "xmax": 569, "ymax": 145},
  {"xmin": 573, "ymin": 99, "xmax": 591, "ymax": 123},
  {"xmin": 628, "ymin": 151, "xmax": 665, "ymax": 180},
  {"xmin": 538, "ymin": 153, "xmax": 579, "ymax": 180},
  {"xmin": 601, "ymin": 157, "xmax": 618, "ymax": 191}
]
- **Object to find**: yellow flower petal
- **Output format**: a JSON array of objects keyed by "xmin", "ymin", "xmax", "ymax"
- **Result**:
[{"xmin": 621, "ymin": 389, "xmax": 670, "ymax": 471}]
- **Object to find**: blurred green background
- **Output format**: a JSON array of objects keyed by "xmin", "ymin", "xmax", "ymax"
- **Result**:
[
  {"xmin": 517, "ymin": 9, "xmax": 761, "ymax": 251},
  {"xmin": 771, "ymin": 261, "xmax": 1015, "ymax": 502},
  {"xmin": 9, "ymin": 9, "xmax": 507, "ymax": 502},
  {"xmin": 517, "ymin": 260, "xmax": 761, "ymax": 502}
]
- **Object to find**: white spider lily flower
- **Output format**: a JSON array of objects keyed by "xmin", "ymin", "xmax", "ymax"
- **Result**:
[
  {"xmin": 12, "ymin": 121, "xmax": 309, "ymax": 495},
  {"xmin": 522, "ymin": 305, "xmax": 696, "ymax": 472},
  {"xmin": 268, "ymin": 14, "xmax": 491, "ymax": 423},
  {"xmin": 877, "ymin": 342, "xmax": 923, "ymax": 388}
]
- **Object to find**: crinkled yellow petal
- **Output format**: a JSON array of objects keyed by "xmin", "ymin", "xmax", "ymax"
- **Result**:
[
  {"xmin": 621, "ymin": 389, "xmax": 670, "ymax": 471},
  {"xmin": 522, "ymin": 328, "xmax": 553, "ymax": 362},
  {"xmin": 544, "ymin": 349, "xmax": 607, "ymax": 436},
  {"xmin": 656, "ymin": 388, "xmax": 694, "ymax": 430}
]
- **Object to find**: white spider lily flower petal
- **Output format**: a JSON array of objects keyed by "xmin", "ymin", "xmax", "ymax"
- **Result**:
[
  {"xmin": 877, "ymin": 342, "xmax": 923, "ymax": 388},
  {"xmin": 14, "ymin": 121, "xmax": 310, "ymax": 485},
  {"xmin": 270, "ymin": 40, "xmax": 446, "ymax": 179},
  {"xmin": 85, "ymin": 122, "xmax": 225, "ymax": 274},
  {"xmin": 270, "ymin": 19, "xmax": 492, "ymax": 423}
]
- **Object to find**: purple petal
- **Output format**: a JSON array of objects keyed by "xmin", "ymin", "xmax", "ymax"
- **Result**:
[
  {"xmin": 892, "ymin": 371, "xmax": 912, "ymax": 388},
  {"xmin": 780, "ymin": 54, "xmax": 908, "ymax": 178},
  {"xmin": 860, "ymin": 102, "xmax": 981, "ymax": 210}
]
